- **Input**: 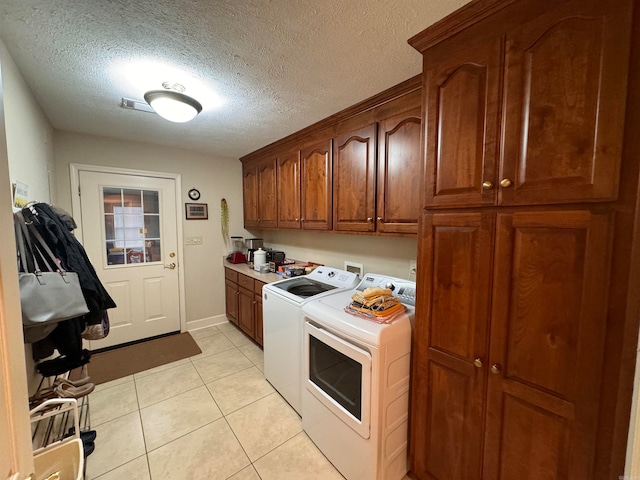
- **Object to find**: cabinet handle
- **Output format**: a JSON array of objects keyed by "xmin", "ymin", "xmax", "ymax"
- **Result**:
[
  {"xmin": 301, "ymin": 218, "xmax": 305, "ymax": 222},
  {"xmin": 473, "ymin": 358, "xmax": 483, "ymax": 368},
  {"xmin": 253, "ymin": 300, "xmax": 257, "ymax": 305},
  {"xmin": 295, "ymin": 218, "xmax": 299, "ymax": 221},
  {"xmin": 491, "ymin": 364, "xmax": 502, "ymax": 374},
  {"xmin": 236, "ymin": 291, "xmax": 240, "ymax": 296},
  {"xmin": 377, "ymin": 217, "xmax": 383, "ymax": 221},
  {"xmin": 367, "ymin": 217, "xmax": 373, "ymax": 222},
  {"xmin": 482, "ymin": 181, "xmax": 494, "ymax": 190},
  {"xmin": 500, "ymin": 178, "xmax": 513, "ymax": 188}
]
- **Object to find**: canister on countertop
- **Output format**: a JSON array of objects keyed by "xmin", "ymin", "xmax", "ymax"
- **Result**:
[{"xmin": 253, "ymin": 248, "xmax": 267, "ymax": 271}]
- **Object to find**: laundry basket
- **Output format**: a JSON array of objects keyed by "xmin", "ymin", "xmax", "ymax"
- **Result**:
[
  {"xmin": 30, "ymin": 398, "xmax": 84, "ymax": 480},
  {"xmin": 33, "ymin": 438, "xmax": 83, "ymax": 480}
]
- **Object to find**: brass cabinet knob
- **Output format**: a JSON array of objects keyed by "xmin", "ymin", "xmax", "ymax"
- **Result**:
[
  {"xmin": 482, "ymin": 181, "xmax": 494, "ymax": 190},
  {"xmin": 473, "ymin": 358, "xmax": 483, "ymax": 368},
  {"xmin": 367, "ymin": 217, "xmax": 373, "ymax": 222},
  {"xmin": 377, "ymin": 217, "xmax": 383, "ymax": 221},
  {"xmin": 301, "ymin": 218, "xmax": 305, "ymax": 222},
  {"xmin": 295, "ymin": 218, "xmax": 299, "ymax": 221},
  {"xmin": 500, "ymin": 178, "xmax": 513, "ymax": 188},
  {"xmin": 491, "ymin": 364, "xmax": 502, "ymax": 374}
]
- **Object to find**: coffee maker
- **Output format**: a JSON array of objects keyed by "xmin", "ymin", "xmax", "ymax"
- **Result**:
[{"xmin": 245, "ymin": 238, "xmax": 264, "ymax": 263}]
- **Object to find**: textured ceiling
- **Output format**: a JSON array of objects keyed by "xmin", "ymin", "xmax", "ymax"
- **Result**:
[{"xmin": 0, "ymin": 0, "xmax": 469, "ymax": 159}]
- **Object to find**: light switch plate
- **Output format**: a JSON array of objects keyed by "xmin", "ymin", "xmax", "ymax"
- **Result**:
[{"xmin": 185, "ymin": 236, "xmax": 203, "ymax": 245}]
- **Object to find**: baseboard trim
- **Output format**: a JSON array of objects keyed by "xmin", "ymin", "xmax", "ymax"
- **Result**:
[{"xmin": 186, "ymin": 314, "xmax": 228, "ymax": 332}]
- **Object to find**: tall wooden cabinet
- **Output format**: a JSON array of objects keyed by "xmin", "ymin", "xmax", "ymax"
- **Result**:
[
  {"xmin": 421, "ymin": 0, "xmax": 630, "ymax": 209},
  {"xmin": 409, "ymin": 0, "xmax": 638, "ymax": 479}
]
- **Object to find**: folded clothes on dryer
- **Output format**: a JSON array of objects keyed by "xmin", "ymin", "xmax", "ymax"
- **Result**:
[{"xmin": 345, "ymin": 287, "xmax": 406, "ymax": 324}]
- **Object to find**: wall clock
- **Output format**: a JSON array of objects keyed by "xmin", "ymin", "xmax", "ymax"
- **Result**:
[{"xmin": 188, "ymin": 188, "xmax": 201, "ymax": 201}]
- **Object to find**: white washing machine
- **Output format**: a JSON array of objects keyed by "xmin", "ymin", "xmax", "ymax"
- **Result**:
[
  {"xmin": 301, "ymin": 274, "xmax": 416, "ymax": 480},
  {"xmin": 263, "ymin": 267, "xmax": 359, "ymax": 414}
]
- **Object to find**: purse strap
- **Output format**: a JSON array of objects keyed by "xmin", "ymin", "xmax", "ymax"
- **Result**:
[
  {"xmin": 15, "ymin": 211, "xmax": 67, "ymax": 274},
  {"xmin": 14, "ymin": 213, "xmax": 34, "ymax": 273}
]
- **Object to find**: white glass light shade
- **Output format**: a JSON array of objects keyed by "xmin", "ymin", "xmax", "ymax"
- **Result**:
[{"xmin": 143, "ymin": 90, "xmax": 202, "ymax": 123}]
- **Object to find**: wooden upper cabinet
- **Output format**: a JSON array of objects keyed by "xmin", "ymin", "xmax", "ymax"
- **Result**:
[
  {"xmin": 257, "ymin": 158, "xmax": 277, "ymax": 228},
  {"xmin": 422, "ymin": 0, "xmax": 632, "ymax": 208},
  {"xmin": 411, "ymin": 212, "xmax": 495, "ymax": 480},
  {"xmin": 333, "ymin": 123, "xmax": 377, "ymax": 232},
  {"xmin": 424, "ymin": 34, "xmax": 503, "ymax": 208},
  {"xmin": 377, "ymin": 106, "xmax": 422, "ymax": 234},
  {"xmin": 242, "ymin": 166, "xmax": 259, "ymax": 228},
  {"xmin": 484, "ymin": 210, "xmax": 612, "ymax": 479},
  {"xmin": 277, "ymin": 150, "xmax": 301, "ymax": 229},
  {"xmin": 243, "ymin": 157, "xmax": 277, "ymax": 229},
  {"xmin": 301, "ymin": 138, "xmax": 333, "ymax": 230},
  {"xmin": 500, "ymin": 0, "xmax": 631, "ymax": 205}
]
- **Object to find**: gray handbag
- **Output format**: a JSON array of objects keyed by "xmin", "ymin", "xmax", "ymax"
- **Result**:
[{"xmin": 15, "ymin": 212, "xmax": 89, "ymax": 340}]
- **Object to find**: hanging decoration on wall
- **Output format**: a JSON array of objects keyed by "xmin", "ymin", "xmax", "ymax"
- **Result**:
[{"xmin": 220, "ymin": 198, "xmax": 230, "ymax": 247}]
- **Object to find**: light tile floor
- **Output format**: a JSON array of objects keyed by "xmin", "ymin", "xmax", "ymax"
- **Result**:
[{"xmin": 86, "ymin": 322, "xmax": 354, "ymax": 480}]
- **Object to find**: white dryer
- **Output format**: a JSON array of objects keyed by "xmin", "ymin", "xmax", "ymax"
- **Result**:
[
  {"xmin": 301, "ymin": 274, "xmax": 416, "ymax": 480},
  {"xmin": 263, "ymin": 267, "xmax": 359, "ymax": 414}
]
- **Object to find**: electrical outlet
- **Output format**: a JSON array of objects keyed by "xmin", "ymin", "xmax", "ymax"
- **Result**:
[{"xmin": 409, "ymin": 260, "xmax": 417, "ymax": 278}]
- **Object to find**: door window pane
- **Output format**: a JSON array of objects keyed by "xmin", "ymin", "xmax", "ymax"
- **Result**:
[{"xmin": 104, "ymin": 187, "xmax": 162, "ymax": 265}]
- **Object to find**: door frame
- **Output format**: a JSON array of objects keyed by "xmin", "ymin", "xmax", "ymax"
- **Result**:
[{"xmin": 69, "ymin": 163, "xmax": 187, "ymax": 335}]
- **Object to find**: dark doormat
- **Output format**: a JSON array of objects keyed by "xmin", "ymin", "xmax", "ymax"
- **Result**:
[{"xmin": 87, "ymin": 332, "xmax": 202, "ymax": 385}]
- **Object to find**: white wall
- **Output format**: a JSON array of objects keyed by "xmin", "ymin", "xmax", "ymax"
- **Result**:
[
  {"xmin": 0, "ymin": 41, "xmax": 55, "ymax": 205},
  {"xmin": 53, "ymin": 131, "xmax": 250, "ymax": 329},
  {"xmin": 0, "ymin": 39, "xmax": 55, "ymax": 395},
  {"xmin": 262, "ymin": 230, "xmax": 418, "ymax": 280}
]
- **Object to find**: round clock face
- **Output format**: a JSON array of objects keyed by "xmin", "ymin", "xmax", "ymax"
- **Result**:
[{"xmin": 188, "ymin": 188, "xmax": 200, "ymax": 200}]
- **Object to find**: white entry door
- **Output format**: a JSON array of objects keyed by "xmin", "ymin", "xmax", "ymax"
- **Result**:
[{"xmin": 78, "ymin": 170, "xmax": 181, "ymax": 349}]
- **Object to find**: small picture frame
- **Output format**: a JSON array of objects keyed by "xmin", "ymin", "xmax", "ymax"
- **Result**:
[{"xmin": 185, "ymin": 203, "xmax": 208, "ymax": 220}]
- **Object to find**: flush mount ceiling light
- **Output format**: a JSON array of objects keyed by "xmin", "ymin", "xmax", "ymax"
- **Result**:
[{"xmin": 144, "ymin": 82, "xmax": 202, "ymax": 123}]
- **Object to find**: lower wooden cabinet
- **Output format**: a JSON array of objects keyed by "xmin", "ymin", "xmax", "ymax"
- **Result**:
[
  {"xmin": 411, "ymin": 209, "xmax": 613, "ymax": 479},
  {"xmin": 224, "ymin": 268, "xmax": 264, "ymax": 346}
]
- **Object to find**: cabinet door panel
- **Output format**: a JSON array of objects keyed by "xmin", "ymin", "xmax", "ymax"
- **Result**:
[
  {"xmin": 243, "ymin": 167, "xmax": 258, "ymax": 228},
  {"xmin": 424, "ymin": 36, "xmax": 502, "ymax": 208},
  {"xmin": 411, "ymin": 212, "xmax": 494, "ymax": 480},
  {"xmin": 484, "ymin": 210, "xmax": 612, "ymax": 479},
  {"xmin": 255, "ymin": 294, "xmax": 263, "ymax": 346},
  {"xmin": 301, "ymin": 139, "xmax": 332, "ymax": 230},
  {"xmin": 225, "ymin": 279, "xmax": 238, "ymax": 325},
  {"xmin": 277, "ymin": 151, "xmax": 301, "ymax": 229},
  {"xmin": 257, "ymin": 159, "xmax": 277, "ymax": 228},
  {"xmin": 333, "ymin": 124, "xmax": 377, "ymax": 232},
  {"xmin": 500, "ymin": 0, "xmax": 632, "ymax": 205},
  {"xmin": 377, "ymin": 108, "xmax": 422, "ymax": 234},
  {"xmin": 238, "ymin": 286, "xmax": 255, "ymax": 338}
]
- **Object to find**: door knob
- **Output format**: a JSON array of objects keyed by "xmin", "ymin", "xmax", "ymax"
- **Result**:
[
  {"xmin": 500, "ymin": 178, "xmax": 513, "ymax": 188},
  {"xmin": 164, "ymin": 263, "xmax": 176, "ymax": 270},
  {"xmin": 473, "ymin": 358, "xmax": 483, "ymax": 368},
  {"xmin": 482, "ymin": 181, "xmax": 494, "ymax": 190},
  {"xmin": 491, "ymin": 364, "xmax": 502, "ymax": 374}
]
